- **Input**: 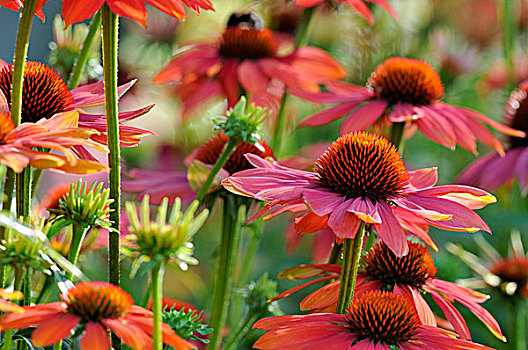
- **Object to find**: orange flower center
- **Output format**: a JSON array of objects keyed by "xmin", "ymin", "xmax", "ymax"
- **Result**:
[
  {"xmin": 368, "ymin": 57, "xmax": 444, "ymax": 106},
  {"xmin": 363, "ymin": 242, "xmax": 437, "ymax": 289},
  {"xmin": 65, "ymin": 282, "xmax": 134, "ymax": 321},
  {"xmin": 0, "ymin": 113, "xmax": 15, "ymax": 143},
  {"xmin": 504, "ymin": 81, "xmax": 528, "ymax": 149},
  {"xmin": 218, "ymin": 28, "xmax": 278, "ymax": 60},
  {"xmin": 0, "ymin": 62, "xmax": 74, "ymax": 123},
  {"xmin": 315, "ymin": 132, "xmax": 409, "ymax": 201},
  {"xmin": 346, "ymin": 291, "xmax": 420, "ymax": 344},
  {"xmin": 194, "ymin": 133, "xmax": 275, "ymax": 174},
  {"xmin": 489, "ymin": 257, "xmax": 528, "ymax": 296}
]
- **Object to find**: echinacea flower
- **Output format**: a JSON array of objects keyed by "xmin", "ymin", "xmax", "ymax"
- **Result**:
[
  {"xmin": 0, "ymin": 0, "xmax": 46, "ymax": 21},
  {"xmin": 448, "ymin": 232, "xmax": 528, "ymax": 299},
  {"xmin": 61, "ymin": 0, "xmax": 214, "ymax": 27},
  {"xmin": 222, "ymin": 131, "xmax": 495, "ymax": 256},
  {"xmin": 0, "ymin": 104, "xmax": 107, "ymax": 174},
  {"xmin": 272, "ymin": 242, "xmax": 504, "ymax": 341},
  {"xmin": 253, "ymin": 290, "xmax": 494, "ymax": 350},
  {"xmin": 0, "ymin": 281, "xmax": 194, "ymax": 349},
  {"xmin": 124, "ymin": 132, "xmax": 275, "ymax": 204},
  {"xmin": 0, "ymin": 289, "xmax": 23, "ymax": 314},
  {"xmin": 294, "ymin": 57, "xmax": 524, "ymax": 154},
  {"xmin": 0, "ymin": 61, "xmax": 154, "ymax": 160},
  {"xmin": 294, "ymin": 0, "xmax": 397, "ymax": 25},
  {"xmin": 153, "ymin": 14, "xmax": 345, "ymax": 117},
  {"xmin": 457, "ymin": 80, "xmax": 528, "ymax": 194}
]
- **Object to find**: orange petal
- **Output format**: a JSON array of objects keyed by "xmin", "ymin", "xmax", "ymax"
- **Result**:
[
  {"xmin": 31, "ymin": 314, "xmax": 81, "ymax": 347},
  {"xmin": 79, "ymin": 322, "xmax": 111, "ymax": 350}
]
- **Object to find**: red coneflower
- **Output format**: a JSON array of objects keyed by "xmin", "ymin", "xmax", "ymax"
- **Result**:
[
  {"xmin": 153, "ymin": 13, "xmax": 345, "ymax": 118},
  {"xmin": 0, "ymin": 61, "xmax": 154, "ymax": 160},
  {"xmin": 61, "ymin": 0, "xmax": 214, "ymax": 27},
  {"xmin": 124, "ymin": 132, "xmax": 275, "ymax": 204},
  {"xmin": 253, "ymin": 291, "xmax": 494, "ymax": 350},
  {"xmin": 0, "ymin": 281, "xmax": 194, "ymax": 349},
  {"xmin": 223, "ymin": 131, "xmax": 495, "ymax": 256},
  {"xmin": 294, "ymin": 0, "xmax": 397, "ymax": 25},
  {"xmin": 272, "ymin": 242, "xmax": 504, "ymax": 341},
  {"xmin": 294, "ymin": 57, "xmax": 524, "ymax": 154},
  {"xmin": 457, "ymin": 80, "xmax": 528, "ymax": 194}
]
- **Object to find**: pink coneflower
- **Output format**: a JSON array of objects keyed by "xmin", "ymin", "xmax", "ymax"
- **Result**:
[
  {"xmin": 457, "ymin": 80, "xmax": 528, "ymax": 194},
  {"xmin": 294, "ymin": 0, "xmax": 397, "ymax": 25},
  {"xmin": 253, "ymin": 291, "xmax": 494, "ymax": 350},
  {"xmin": 294, "ymin": 57, "xmax": 524, "ymax": 154},
  {"xmin": 0, "ymin": 281, "xmax": 193, "ymax": 349},
  {"xmin": 124, "ymin": 132, "xmax": 275, "ymax": 203},
  {"xmin": 153, "ymin": 14, "xmax": 346, "ymax": 117},
  {"xmin": 0, "ymin": 61, "xmax": 154, "ymax": 160},
  {"xmin": 271, "ymin": 242, "xmax": 504, "ymax": 341},
  {"xmin": 222, "ymin": 131, "xmax": 495, "ymax": 256}
]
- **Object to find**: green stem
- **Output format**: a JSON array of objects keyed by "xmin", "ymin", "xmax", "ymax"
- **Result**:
[
  {"xmin": 65, "ymin": 223, "xmax": 88, "ymax": 280},
  {"xmin": 101, "ymin": 4, "xmax": 121, "ymax": 289},
  {"xmin": 151, "ymin": 261, "xmax": 166, "ymax": 350},
  {"xmin": 208, "ymin": 197, "xmax": 246, "ymax": 350},
  {"xmin": 2, "ymin": 330, "xmax": 13, "ymax": 350},
  {"xmin": 503, "ymin": 0, "xmax": 517, "ymax": 87},
  {"xmin": 336, "ymin": 223, "xmax": 366, "ymax": 314},
  {"xmin": 223, "ymin": 312, "xmax": 259, "ymax": 350},
  {"xmin": 10, "ymin": 0, "xmax": 37, "ymax": 126},
  {"xmin": 68, "ymin": 11, "xmax": 102, "ymax": 89},
  {"xmin": 15, "ymin": 167, "xmax": 31, "ymax": 219},
  {"xmin": 271, "ymin": 7, "xmax": 316, "ymax": 154},
  {"xmin": 328, "ymin": 241, "xmax": 343, "ymax": 264},
  {"xmin": 195, "ymin": 138, "xmax": 239, "ymax": 203},
  {"xmin": 514, "ymin": 301, "xmax": 527, "ymax": 350},
  {"xmin": 390, "ymin": 121, "xmax": 406, "ymax": 151},
  {"xmin": 23, "ymin": 268, "xmax": 30, "ymax": 306},
  {"xmin": 1, "ymin": 169, "xmax": 14, "ymax": 212}
]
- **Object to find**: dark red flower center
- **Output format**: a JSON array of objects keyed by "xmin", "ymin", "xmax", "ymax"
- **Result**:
[
  {"xmin": 346, "ymin": 291, "xmax": 421, "ymax": 344},
  {"xmin": 504, "ymin": 80, "xmax": 528, "ymax": 149},
  {"xmin": 315, "ymin": 132, "xmax": 409, "ymax": 201},
  {"xmin": 65, "ymin": 282, "xmax": 133, "ymax": 321},
  {"xmin": 368, "ymin": 57, "xmax": 445, "ymax": 106},
  {"xmin": 489, "ymin": 256, "xmax": 528, "ymax": 296},
  {"xmin": 218, "ymin": 28, "xmax": 278, "ymax": 60},
  {"xmin": 363, "ymin": 242, "xmax": 437, "ymax": 289},
  {"xmin": 194, "ymin": 132, "xmax": 275, "ymax": 174},
  {"xmin": 0, "ymin": 61, "xmax": 74, "ymax": 123}
]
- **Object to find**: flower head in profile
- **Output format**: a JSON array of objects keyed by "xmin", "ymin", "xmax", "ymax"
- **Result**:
[
  {"xmin": 448, "ymin": 231, "xmax": 528, "ymax": 299},
  {"xmin": 0, "ymin": 61, "xmax": 154, "ymax": 160},
  {"xmin": 0, "ymin": 281, "xmax": 195, "ymax": 349},
  {"xmin": 294, "ymin": 57, "xmax": 524, "ymax": 154},
  {"xmin": 223, "ymin": 131, "xmax": 495, "ymax": 256},
  {"xmin": 457, "ymin": 80, "xmax": 528, "ymax": 194},
  {"xmin": 61, "ymin": 0, "xmax": 214, "ymax": 27},
  {"xmin": 0, "ymin": 93, "xmax": 107, "ymax": 174},
  {"xmin": 153, "ymin": 13, "xmax": 345, "ymax": 118},
  {"xmin": 124, "ymin": 131, "xmax": 275, "ymax": 204},
  {"xmin": 272, "ymin": 242, "xmax": 504, "ymax": 341},
  {"xmin": 253, "ymin": 291, "xmax": 494, "ymax": 350}
]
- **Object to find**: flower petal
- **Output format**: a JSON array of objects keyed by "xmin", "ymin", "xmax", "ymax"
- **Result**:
[
  {"xmin": 373, "ymin": 201, "xmax": 408, "ymax": 257},
  {"xmin": 79, "ymin": 322, "xmax": 111, "ymax": 350},
  {"xmin": 31, "ymin": 314, "xmax": 81, "ymax": 347}
]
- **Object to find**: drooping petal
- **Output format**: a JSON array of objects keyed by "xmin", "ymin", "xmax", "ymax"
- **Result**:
[
  {"xmin": 407, "ymin": 167, "xmax": 438, "ymax": 190},
  {"xmin": 61, "ymin": 0, "xmax": 105, "ymax": 27},
  {"xmin": 145, "ymin": 0, "xmax": 186, "ymax": 20},
  {"xmin": 79, "ymin": 322, "xmax": 111, "ymax": 350},
  {"xmin": 237, "ymin": 60, "xmax": 270, "ymax": 97},
  {"xmin": 373, "ymin": 201, "xmax": 408, "ymax": 257},
  {"xmin": 327, "ymin": 199, "xmax": 362, "ymax": 238},
  {"xmin": 338, "ymin": 100, "xmax": 388, "ymax": 135},
  {"xmin": 298, "ymin": 102, "xmax": 362, "ymax": 128},
  {"xmin": 107, "ymin": 0, "xmax": 147, "ymax": 27},
  {"xmin": 31, "ymin": 314, "xmax": 81, "ymax": 347},
  {"xmin": 428, "ymin": 289, "xmax": 471, "ymax": 340},
  {"xmin": 347, "ymin": 197, "xmax": 381, "ymax": 224},
  {"xmin": 102, "ymin": 318, "xmax": 152, "ymax": 350},
  {"xmin": 302, "ymin": 188, "xmax": 344, "ymax": 216}
]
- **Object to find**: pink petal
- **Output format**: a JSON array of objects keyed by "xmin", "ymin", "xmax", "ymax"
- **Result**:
[
  {"xmin": 407, "ymin": 167, "xmax": 438, "ymax": 189},
  {"xmin": 347, "ymin": 197, "xmax": 381, "ymax": 224},
  {"xmin": 298, "ymin": 102, "xmax": 362, "ymax": 128},
  {"xmin": 327, "ymin": 199, "xmax": 362, "ymax": 238},
  {"xmin": 338, "ymin": 100, "xmax": 388, "ymax": 135},
  {"xmin": 302, "ymin": 188, "xmax": 344, "ymax": 216},
  {"xmin": 373, "ymin": 201, "xmax": 409, "ymax": 257},
  {"xmin": 237, "ymin": 60, "xmax": 269, "ymax": 96}
]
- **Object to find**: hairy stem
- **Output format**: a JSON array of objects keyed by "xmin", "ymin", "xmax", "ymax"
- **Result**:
[
  {"xmin": 151, "ymin": 261, "xmax": 166, "ymax": 350},
  {"xmin": 65, "ymin": 223, "xmax": 88, "ymax": 280},
  {"xmin": 503, "ymin": 0, "xmax": 517, "ymax": 86}
]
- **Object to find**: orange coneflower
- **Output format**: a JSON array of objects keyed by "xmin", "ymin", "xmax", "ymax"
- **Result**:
[
  {"xmin": 0, "ymin": 61, "xmax": 154, "ymax": 160},
  {"xmin": 153, "ymin": 13, "xmax": 345, "ymax": 118},
  {"xmin": 124, "ymin": 132, "xmax": 275, "ymax": 204},
  {"xmin": 222, "ymin": 131, "xmax": 496, "ymax": 257},
  {"xmin": 294, "ymin": 57, "xmax": 524, "ymax": 154},
  {"xmin": 0, "ymin": 281, "xmax": 194, "ymax": 349},
  {"xmin": 61, "ymin": 0, "xmax": 214, "ymax": 27},
  {"xmin": 253, "ymin": 291, "xmax": 494, "ymax": 350}
]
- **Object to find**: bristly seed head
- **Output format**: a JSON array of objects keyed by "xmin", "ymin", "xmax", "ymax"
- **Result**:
[
  {"xmin": 368, "ymin": 57, "xmax": 444, "ymax": 106},
  {"xmin": 194, "ymin": 132, "xmax": 274, "ymax": 174},
  {"xmin": 504, "ymin": 80, "xmax": 528, "ymax": 149},
  {"xmin": 346, "ymin": 291, "xmax": 421, "ymax": 344},
  {"xmin": 363, "ymin": 242, "xmax": 437, "ymax": 289},
  {"xmin": 218, "ymin": 27, "xmax": 278, "ymax": 60},
  {"xmin": 0, "ymin": 61, "xmax": 74, "ymax": 123},
  {"xmin": 65, "ymin": 282, "xmax": 133, "ymax": 321},
  {"xmin": 315, "ymin": 132, "xmax": 409, "ymax": 201}
]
